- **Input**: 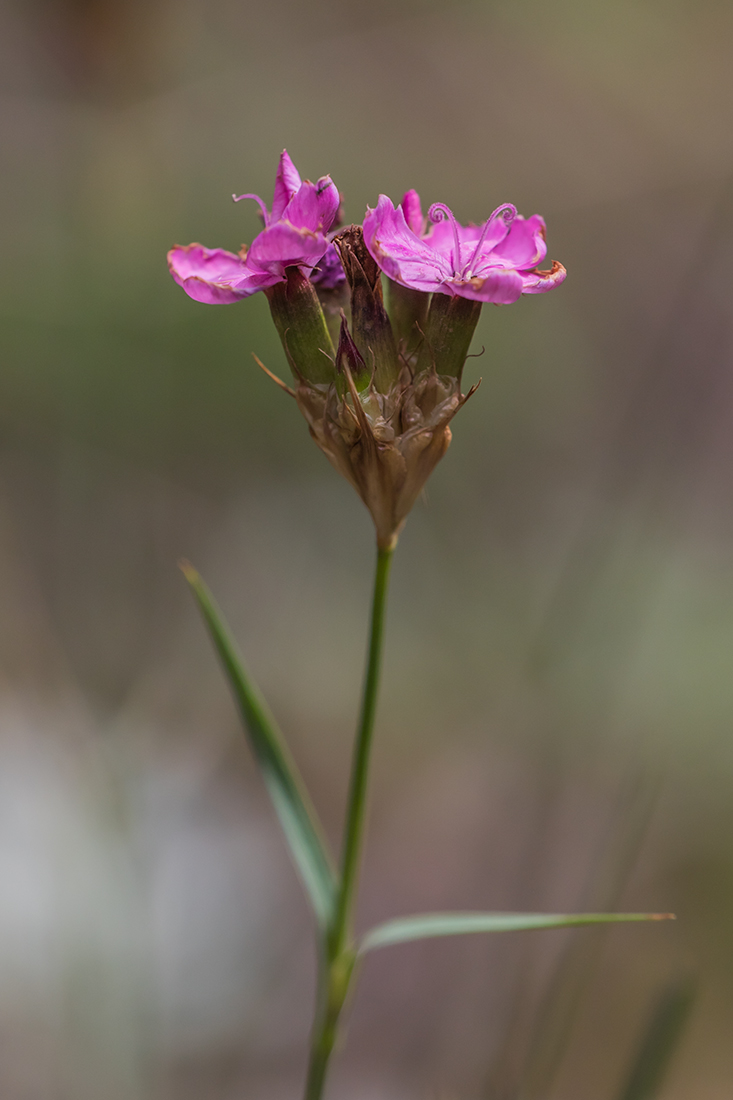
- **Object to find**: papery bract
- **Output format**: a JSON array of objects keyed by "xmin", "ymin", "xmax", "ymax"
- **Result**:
[
  {"xmin": 363, "ymin": 191, "xmax": 566, "ymax": 304},
  {"xmin": 168, "ymin": 150, "xmax": 339, "ymax": 304}
]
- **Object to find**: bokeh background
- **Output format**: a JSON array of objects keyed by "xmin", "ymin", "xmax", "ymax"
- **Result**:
[{"xmin": 2, "ymin": 1, "xmax": 733, "ymax": 1097}]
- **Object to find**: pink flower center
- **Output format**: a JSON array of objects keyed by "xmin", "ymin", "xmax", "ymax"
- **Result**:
[
  {"xmin": 463, "ymin": 204, "xmax": 517, "ymax": 277},
  {"xmin": 427, "ymin": 201, "xmax": 517, "ymax": 281}
]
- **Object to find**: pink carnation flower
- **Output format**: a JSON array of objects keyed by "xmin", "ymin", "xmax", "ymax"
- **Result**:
[
  {"xmin": 168, "ymin": 151, "xmax": 340, "ymax": 304},
  {"xmin": 363, "ymin": 189, "xmax": 566, "ymax": 304}
]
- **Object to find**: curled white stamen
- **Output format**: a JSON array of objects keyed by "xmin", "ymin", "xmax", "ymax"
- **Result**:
[
  {"xmin": 490, "ymin": 202, "xmax": 518, "ymax": 224},
  {"xmin": 463, "ymin": 203, "xmax": 517, "ymax": 276},
  {"xmin": 428, "ymin": 202, "xmax": 462, "ymax": 275},
  {"xmin": 232, "ymin": 192, "xmax": 270, "ymax": 225}
]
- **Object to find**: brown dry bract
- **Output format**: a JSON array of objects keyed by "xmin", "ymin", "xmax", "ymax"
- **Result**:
[{"xmin": 295, "ymin": 365, "xmax": 479, "ymax": 549}]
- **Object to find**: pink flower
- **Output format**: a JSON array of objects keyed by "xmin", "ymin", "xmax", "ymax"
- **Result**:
[
  {"xmin": 168, "ymin": 151, "xmax": 340, "ymax": 304},
  {"xmin": 363, "ymin": 190, "xmax": 566, "ymax": 304}
]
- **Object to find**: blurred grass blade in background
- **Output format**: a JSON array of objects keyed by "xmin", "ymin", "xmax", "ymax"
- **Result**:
[
  {"xmin": 182, "ymin": 562, "xmax": 338, "ymax": 928},
  {"xmin": 616, "ymin": 976, "xmax": 696, "ymax": 1100},
  {"xmin": 359, "ymin": 912, "xmax": 674, "ymax": 953},
  {"xmin": 509, "ymin": 773, "xmax": 661, "ymax": 1100}
]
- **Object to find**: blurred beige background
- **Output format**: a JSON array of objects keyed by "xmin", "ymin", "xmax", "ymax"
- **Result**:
[{"xmin": 2, "ymin": 1, "xmax": 733, "ymax": 1097}]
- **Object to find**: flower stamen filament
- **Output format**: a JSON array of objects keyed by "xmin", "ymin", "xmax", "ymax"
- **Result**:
[
  {"xmin": 428, "ymin": 202, "xmax": 463, "ymax": 277},
  {"xmin": 232, "ymin": 191, "xmax": 270, "ymax": 225},
  {"xmin": 462, "ymin": 203, "xmax": 517, "ymax": 278}
]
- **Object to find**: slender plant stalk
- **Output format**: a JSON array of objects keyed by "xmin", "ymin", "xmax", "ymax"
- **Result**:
[
  {"xmin": 335, "ymin": 545, "xmax": 394, "ymax": 947},
  {"xmin": 303, "ymin": 544, "xmax": 394, "ymax": 1100}
]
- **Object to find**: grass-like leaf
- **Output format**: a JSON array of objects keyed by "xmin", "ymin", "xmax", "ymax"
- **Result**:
[
  {"xmin": 182, "ymin": 562, "xmax": 338, "ymax": 928},
  {"xmin": 359, "ymin": 911, "xmax": 674, "ymax": 954},
  {"xmin": 617, "ymin": 976, "xmax": 695, "ymax": 1100}
]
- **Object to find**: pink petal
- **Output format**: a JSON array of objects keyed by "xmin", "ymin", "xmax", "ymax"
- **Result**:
[
  {"xmin": 521, "ymin": 260, "xmax": 567, "ymax": 294},
  {"xmin": 282, "ymin": 177, "xmax": 339, "ymax": 233},
  {"xmin": 271, "ymin": 149, "xmax": 302, "ymax": 222},
  {"xmin": 490, "ymin": 214, "xmax": 547, "ymax": 269},
  {"xmin": 466, "ymin": 219, "xmax": 512, "ymax": 260},
  {"xmin": 247, "ymin": 222, "xmax": 328, "ymax": 274},
  {"xmin": 401, "ymin": 189, "xmax": 424, "ymax": 236},
  {"xmin": 364, "ymin": 195, "xmax": 451, "ymax": 289},
  {"xmin": 422, "ymin": 217, "xmax": 462, "ymax": 253},
  {"xmin": 167, "ymin": 244, "xmax": 275, "ymax": 304},
  {"xmin": 452, "ymin": 267, "xmax": 525, "ymax": 304},
  {"xmin": 168, "ymin": 243, "xmax": 243, "ymax": 282},
  {"xmin": 382, "ymin": 258, "xmax": 448, "ymax": 293}
]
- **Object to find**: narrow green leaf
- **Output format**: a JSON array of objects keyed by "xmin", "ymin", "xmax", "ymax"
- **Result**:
[
  {"xmin": 616, "ymin": 976, "xmax": 695, "ymax": 1100},
  {"xmin": 182, "ymin": 562, "xmax": 338, "ymax": 928},
  {"xmin": 359, "ymin": 911, "xmax": 674, "ymax": 954}
]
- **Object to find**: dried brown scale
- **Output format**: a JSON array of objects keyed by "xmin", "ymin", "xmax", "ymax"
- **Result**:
[{"xmin": 295, "ymin": 366, "xmax": 478, "ymax": 549}]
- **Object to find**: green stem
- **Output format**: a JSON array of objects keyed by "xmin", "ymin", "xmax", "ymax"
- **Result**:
[
  {"xmin": 335, "ymin": 544, "xmax": 394, "ymax": 948},
  {"xmin": 302, "ymin": 543, "xmax": 394, "ymax": 1100},
  {"xmin": 303, "ymin": 948, "xmax": 355, "ymax": 1100}
]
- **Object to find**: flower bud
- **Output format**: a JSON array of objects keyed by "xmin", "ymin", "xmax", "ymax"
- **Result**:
[
  {"xmin": 334, "ymin": 226, "xmax": 400, "ymax": 393},
  {"xmin": 266, "ymin": 266, "xmax": 336, "ymax": 385},
  {"xmin": 335, "ymin": 312, "xmax": 371, "ymax": 393}
]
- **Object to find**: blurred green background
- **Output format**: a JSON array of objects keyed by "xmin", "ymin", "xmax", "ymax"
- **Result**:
[{"xmin": 2, "ymin": 0, "xmax": 733, "ymax": 1097}]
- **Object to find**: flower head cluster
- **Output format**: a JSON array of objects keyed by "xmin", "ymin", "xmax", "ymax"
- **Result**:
[{"xmin": 167, "ymin": 154, "xmax": 566, "ymax": 546}]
